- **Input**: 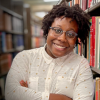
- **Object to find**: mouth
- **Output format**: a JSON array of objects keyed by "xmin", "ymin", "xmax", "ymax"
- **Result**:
[{"xmin": 53, "ymin": 43, "xmax": 67, "ymax": 50}]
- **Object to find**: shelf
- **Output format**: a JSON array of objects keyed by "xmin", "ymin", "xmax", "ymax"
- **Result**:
[
  {"xmin": 0, "ymin": 96, "xmax": 5, "ymax": 100},
  {"xmin": 85, "ymin": 2, "xmax": 100, "ymax": 13},
  {"xmin": 32, "ymin": 35, "xmax": 44, "ymax": 38},
  {"xmin": 0, "ymin": 5, "xmax": 23, "ymax": 19},
  {"xmin": 0, "ymin": 48, "xmax": 24, "ymax": 54},
  {"xmin": 0, "ymin": 30, "xmax": 23, "ymax": 35},
  {"xmin": 0, "ymin": 72, "xmax": 8, "ymax": 78},
  {"xmin": 91, "ymin": 67, "xmax": 100, "ymax": 74}
]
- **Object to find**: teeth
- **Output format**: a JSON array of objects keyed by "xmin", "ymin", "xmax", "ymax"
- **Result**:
[{"xmin": 54, "ymin": 44, "xmax": 66, "ymax": 49}]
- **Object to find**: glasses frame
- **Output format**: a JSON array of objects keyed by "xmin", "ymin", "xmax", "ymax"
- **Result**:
[{"xmin": 49, "ymin": 27, "xmax": 78, "ymax": 40}]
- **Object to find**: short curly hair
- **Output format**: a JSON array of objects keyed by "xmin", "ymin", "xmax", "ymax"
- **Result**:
[{"xmin": 42, "ymin": 1, "xmax": 91, "ymax": 45}]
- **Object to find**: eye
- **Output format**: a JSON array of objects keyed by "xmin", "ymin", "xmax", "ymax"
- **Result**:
[
  {"xmin": 67, "ymin": 32, "xmax": 75, "ymax": 38},
  {"xmin": 54, "ymin": 28, "xmax": 62, "ymax": 34}
]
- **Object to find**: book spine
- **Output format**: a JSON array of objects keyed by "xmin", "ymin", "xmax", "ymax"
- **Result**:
[
  {"xmin": 82, "ymin": 0, "xmax": 87, "ymax": 10},
  {"xmin": 99, "ymin": 18, "xmax": 100, "ymax": 69},
  {"xmin": 1, "ymin": 32, "xmax": 6, "ymax": 52},
  {"xmin": 88, "ymin": 0, "xmax": 92, "ymax": 8},
  {"xmin": 0, "ymin": 32, "xmax": 2, "ymax": 53},
  {"xmin": 92, "ymin": 16, "xmax": 96, "ymax": 67},
  {"xmin": 90, "ymin": 19, "xmax": 93, "ymax": 66}
]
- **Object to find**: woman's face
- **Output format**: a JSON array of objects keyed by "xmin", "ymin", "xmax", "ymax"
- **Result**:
[{"xmin": 46, "ymin": 17, "xmax": 78, "ymax": 58}]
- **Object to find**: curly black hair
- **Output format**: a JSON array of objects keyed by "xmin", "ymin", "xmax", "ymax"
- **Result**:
[{"xmin": 42, "ymin": 1, "xmax": 91, "ymax": 45}]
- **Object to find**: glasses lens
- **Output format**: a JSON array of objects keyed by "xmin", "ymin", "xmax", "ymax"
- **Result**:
[
  {"xmin": 53, "ymin": 28, "xmax": 62, "ymax": 34},
  {"xmin": 66, "ymin": 31, "xmax": 76, "ymax": 39}
]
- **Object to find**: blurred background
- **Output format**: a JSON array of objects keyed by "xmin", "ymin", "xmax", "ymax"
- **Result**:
[{"xmin": 0, "ymin": 0, "xmax": 69, "ymax": 99}]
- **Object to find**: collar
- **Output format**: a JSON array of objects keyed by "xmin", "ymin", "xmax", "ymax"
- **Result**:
[{"xmin": 42, "ymin": 43, "xmax": 74, "ymax": 65}]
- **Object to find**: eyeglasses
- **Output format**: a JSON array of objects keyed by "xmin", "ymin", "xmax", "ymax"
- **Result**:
[{"xmin": 50, "ymin": 27, "xmax": 78, "ymax": 40}]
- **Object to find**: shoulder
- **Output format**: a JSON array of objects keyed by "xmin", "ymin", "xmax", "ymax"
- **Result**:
[
  {"xmin": 70, "ymin": 52, "xmax": 89, "ymax": 67},
  {"xmin": 13, "ymin": 47, "xmax": 43, "ymax": 61}
]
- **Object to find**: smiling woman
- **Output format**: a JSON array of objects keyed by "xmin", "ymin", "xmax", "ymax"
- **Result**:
[
  {"xmin": 5, "ymin": 1, "xmax": 94, "ymax": 100},
  {"xmin": 46, "ymin": 17, "xmax": 78, "ymax": 58}
]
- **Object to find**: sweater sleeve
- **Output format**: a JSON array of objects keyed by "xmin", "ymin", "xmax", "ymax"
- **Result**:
[
  {"xmin": 5, "ymin": 50, "xmax": 49, "ymax": 100},
  {"xmin": 73, "ymin": 58, "xmax": 94, "ymax": 100}
]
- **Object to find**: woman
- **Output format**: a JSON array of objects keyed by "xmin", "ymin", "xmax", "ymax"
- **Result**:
[{"xmin": 5, "ymin": 1, "xmax": 94, "ymax": 100}]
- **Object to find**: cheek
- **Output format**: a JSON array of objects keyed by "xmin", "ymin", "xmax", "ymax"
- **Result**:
[
  {"xmin": 68, "ymin": 39, "xmax": 76, "ymax": 46},
  {"xmin": 47, "ymin": 32, "xmax": 55, "ymax": 42}
]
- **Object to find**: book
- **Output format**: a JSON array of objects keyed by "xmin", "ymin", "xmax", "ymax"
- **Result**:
[
  {"xmin": 70, "ymin": 1, "xmax": 72, "ymax": 7},
  {"xmin": 92, "ymin": 16, "xmax": 96, "ymax": 67},
  {"xmin": 88, "ymin": 31, "xmax": 91, "ymax": 62},
  {"xmin": 6, "ymin": 34, "xmax": 13, "ymax": 51},
  {"xmin": 98, "ymin": 18, "xmax": 100, "ymax": 69},
  {"xmin": 0, "ymin": 78, "xmax": 5, "ymax": 97},
  {"xmin": 0, "ymin": 53, "xmax": 12, "ymax": 74},
  {"xmin": 0, "ymin": 8, "xmax": 4, "ymax": 30},
  {"xmin": 88, "ymin": 0, "xmax": 92, "ymax": 8},
  {"xmin": 95, "ymin": 78, "xmax": 100, "ymax": 100},
  {"xmin": 1, "ymin": 32, "xmax": 6, "ymax": 52},
  {"xmin": 12, "ymin": 16, "xmax": 23, "ymax": 33},
  {"xmin": 98, "ymin": 79, "xmax": 100, "ymax": 100},
  {"xmin": 87, "ymin": 36, "xmax": 89, "ymax": 60},
  {"xmin": 0, "ymin": 32, "xmax": 2, "ymax": 53},
  {"xmin": 82, "ymin": 0, "xmax": 87, "ymax": 10},
  {"xmin": 78, "ymin": 38, "xmax": 82, "ymax": 56},
  {"xmin": 3, "ymin": 13, "xmax": 12, "ymax": 31},
  {"xmin": 89, "ymin": 19, "xmax": 93, "ymax": 66},
  {"xmin": 74, "ymin": 0, "xmax": 79, "ymax": 4},
  {"xmin": 13, "ymin": 35, "xmax": 24, "ymax": 50},
  {"xmin": 95, "ymin": 17, "xmax": 100, "ymax": 69}
]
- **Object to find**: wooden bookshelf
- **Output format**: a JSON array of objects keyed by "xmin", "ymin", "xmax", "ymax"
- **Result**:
[
  {"xmin": 85, "ymin": 2, "xmax": 100, "ymax": 13},
  {"xmin": 91, "ymin": 67, "xmax": 100, "ymax": 75},
  {"xmin": 81, "ymin": 2, "xmax": 100, "ymax": 75},
  {"xmin": 0, "ymin": 5, "xmax": 23, "ymax": 19},
  {"xmin": 0, "ymin": 96, "xmax": 5, "ymax": 100},
  {"xmin": 0, "ymin": 72, "xmax": 8, "ymax": 78},
  {"xmin": 0, "ymin": 48, "xmax": 24, "ymax": 54},
  {"xmin": 0, "ymin": 30, "xmax": 23, "ymax": 35},
  {"xmin": 86, "ymin": 3, "xmax": 100, "ymax": 75},
  {"xmin": 0, "ymin": 3, "xmax": 24, "ymax": 100}
]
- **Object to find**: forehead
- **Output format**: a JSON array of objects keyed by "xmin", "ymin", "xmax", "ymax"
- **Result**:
[{"xmin": 52, "ymin": 17, "xmax": 78, "ymax": 28}]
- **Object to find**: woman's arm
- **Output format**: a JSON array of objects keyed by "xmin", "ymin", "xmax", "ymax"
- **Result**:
[
  {"xmin": 49, "ymin": 94, "xmax": 72, "ymax": 100},
  {"xmin": 73, "ymin": 59, "xmax": 94, "ymax": 100},
  {"xmin": 20, "ymin": 80, "xmax": 72, "ymax": 100},
  {"xmin": 5, "ymin": 51, "xmax": 49, "ymax": 100}
]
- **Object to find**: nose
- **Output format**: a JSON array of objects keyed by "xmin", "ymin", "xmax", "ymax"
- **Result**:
[{"xmin": 57, "ymin": 32, "xmax": 67, "ymax": 42}]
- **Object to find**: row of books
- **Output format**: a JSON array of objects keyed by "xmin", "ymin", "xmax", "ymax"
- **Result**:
[
  {"xmin": 89, "ymin": 17, "xmax": 100, "ymax": 69},
  {"xmin": 68, "ymin": 0, "xmax": 100, "ymax": 10},
  {"xmin": 32, "ymin": 37, "xmax": 45, "ymax": 48},
  {"xmin": 74, "ymin": 16, "xmax": 100, "ymax": 69},
  {"xmin": 0, "ymin": 52, "xmax": 18, "ymax": 98},
  {"xmin": 0, "ymin": 8, "xmax": 23, "ymax": 33},
  {"xmin": 31, "ymin": 25, "xmax": 43, "ymax": 37},
  {"xmin": 0, "ymin": 32, "xmax": 24, "ymax": 53}
]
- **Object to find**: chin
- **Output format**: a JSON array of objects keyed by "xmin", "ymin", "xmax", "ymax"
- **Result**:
[{"xmin": 52, "ymin": 53, "xmax": 67, "ymax": 58}]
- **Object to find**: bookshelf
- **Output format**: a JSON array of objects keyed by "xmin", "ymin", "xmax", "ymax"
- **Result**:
[
  {"xmin": 70, "ymin": 0, "xmax": 100, "ymax": 75},
  {"xmin": 31, "ymin": 22, "xmax": 46, "ymax": 48},
  {"xmin": 70, "ymin": 0, "xmax": 100, "ymax": 100},
  {"xmin": 85, "ymin": 2, "xmax": 100, "ymax": 13},
  {"xmin": 85, "ymin": 2, "xmax": 100, "ymax": 75},
  {"xmin": 0, "ymin": 4, "xmax": 24, "ymax": 99},
  {"xmin": 24, "ymin": 7, "xmax": 46, "ymax": 49},
  {"xmin": 91, "ymin": 67, "xmax": 100, "ymax": 74}
]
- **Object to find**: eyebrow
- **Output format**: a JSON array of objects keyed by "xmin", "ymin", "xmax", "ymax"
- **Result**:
[{"xmin": 56, "ymin": 25, "xmax": 75, "ymax": 31}]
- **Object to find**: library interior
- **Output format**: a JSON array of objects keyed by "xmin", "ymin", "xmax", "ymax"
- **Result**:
[{"xmin": 0, "ymin": 0, "xmax": 100, "ymax": 100}]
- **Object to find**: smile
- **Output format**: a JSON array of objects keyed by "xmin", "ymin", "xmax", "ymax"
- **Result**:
[{"xmin": 53, "ymin": 43, "xmax": 67, "ymax": 50}]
